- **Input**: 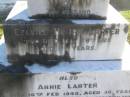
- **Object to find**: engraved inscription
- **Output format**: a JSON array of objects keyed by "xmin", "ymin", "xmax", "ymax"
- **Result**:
[
  {"xmin": 0, "ymin": 72, "xmax": 130, "ymax": 97},
  {"xmin": 3, "ymin": 22, "xmax": 121, "ymax": 65},
  {"xmin": 48, "ymin": 0, "xmax": 91, "ymax": 17}
]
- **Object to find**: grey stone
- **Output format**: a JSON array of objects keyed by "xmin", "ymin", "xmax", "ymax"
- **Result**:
[
  {"xmin": 0, "ymin": 71, "xmax": 130, "ymax": 97},
  {"xmin": 3, "ymin": 1, "xmax": 129, "ymax": 66},
  {"xmin": 28, "ymin": 0, "xmax": 110, "ymax": 19}
]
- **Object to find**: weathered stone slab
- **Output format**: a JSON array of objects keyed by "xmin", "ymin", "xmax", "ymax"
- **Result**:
[
  {"xmin": 1, "ymin": 37, "xmax": 130, "ymax": 73},
  {"xmin": 27, "ymin": 0, "xmax": 110, "ymax": 19},
  {"xmin": 0, "ymin": 71, "xmax": 130, "ymax": 97},
  {"xmin": 3, "ymin": 1, "xmax": 129, "ymax": 66}
]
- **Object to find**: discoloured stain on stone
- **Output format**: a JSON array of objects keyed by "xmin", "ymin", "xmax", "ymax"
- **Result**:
[
  {"xmin": 69, "ymin": 72, "xmax": 81, "ymax": 75},
  {"xmin": 1, "ymin": 72, "xmax": 130, "ymax": 97},
  {"xmin": 29, "ymin": 0, "xmax": 108, "ymax": 19},
  {"xmin": 124, "ymin": 24, "xmax": 129, "ymax": 33},
  {"xmin": 30, "ymin": 14, "xmax": 106, "ymax": 20},
  {"xmin": 0, "ymin": 74, "xmax": 29, "ymax": 97},
  {"xmin": 3, "ymin": 20, "xmax": 125, "ymax": 66}
]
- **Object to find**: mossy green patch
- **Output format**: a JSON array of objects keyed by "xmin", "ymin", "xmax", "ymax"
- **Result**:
[
  {"xmin": 120, "ymin": 10, "xmax": 130, "ymax": 21},
  {"xmin": 0, "ymin": 24, "xmax": 3, "ymax": 39},
  {"xmin": 0, "ymin": 16, "xmax": 5, "ymax": 23}
]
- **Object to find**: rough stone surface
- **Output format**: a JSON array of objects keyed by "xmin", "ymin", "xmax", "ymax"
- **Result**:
[
  {"xmin": 28, "ymin": 0, "xmax": 109, "ymax": 19},
  {"xmin": 3, "ymin": 1, "xmax": 129, "ymax": 66},
  {"xmin": 0, "ymin": 72, "xmax": 130, "ymax": 97}
]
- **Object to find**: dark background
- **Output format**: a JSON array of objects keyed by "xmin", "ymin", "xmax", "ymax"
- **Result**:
[{"xmin": 110, "ymin": 0, "xmax": 130, "ymax": 11}]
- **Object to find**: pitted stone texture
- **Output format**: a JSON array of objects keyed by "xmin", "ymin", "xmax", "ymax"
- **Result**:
[
  {"xmin": 0, "ymin": 72, "xmax": 130, "ymax": 97},
  {"xmin": 28, "ymin": 0, "xmax": 109, "ymax": 19},
  {"xmin": 3, "ymin": 1, "xmax": 129, "ymax": 66}
]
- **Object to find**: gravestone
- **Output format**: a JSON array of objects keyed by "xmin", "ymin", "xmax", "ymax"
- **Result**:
[
  {"xmin": 3, "ymin": 1, "xmax": 129, "ymax": 66},
  {"xmin": 1, "ymin": 0, "xmax": 130, "ymax": 97},
  {"xmin": 0, "ymin": 72, "xmax": 130, "ymax": 97}
]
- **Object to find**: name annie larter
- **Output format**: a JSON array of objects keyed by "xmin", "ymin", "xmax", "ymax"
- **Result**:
[{"xmin": 38, "ymin": 83, "xmax": 97, "ymax": 90}]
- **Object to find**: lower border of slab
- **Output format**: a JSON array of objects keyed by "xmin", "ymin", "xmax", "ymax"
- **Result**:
[{"xmin": 0, "ymin": 71, "xmax": 130, "ymax": 97}]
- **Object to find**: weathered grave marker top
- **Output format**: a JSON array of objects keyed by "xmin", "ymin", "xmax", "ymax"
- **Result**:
[{"xmin": 28, "ymin": 0, "xmax": 110, "ymax": 19}]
